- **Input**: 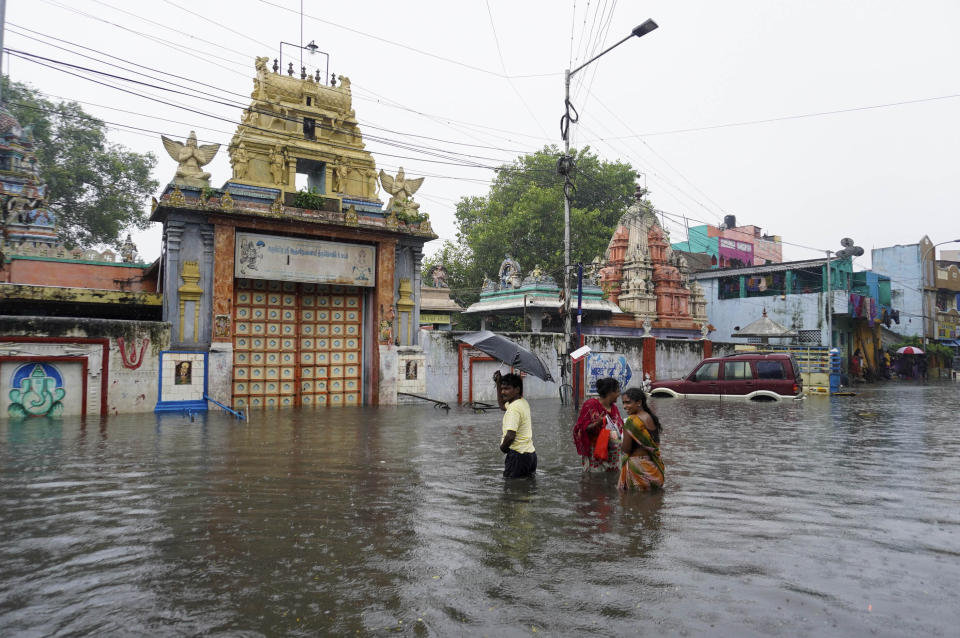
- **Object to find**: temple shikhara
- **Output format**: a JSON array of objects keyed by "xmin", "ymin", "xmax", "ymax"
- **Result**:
[{"xmin": 592, "ymin": 188, "xmax": 708, "ymax": 338}]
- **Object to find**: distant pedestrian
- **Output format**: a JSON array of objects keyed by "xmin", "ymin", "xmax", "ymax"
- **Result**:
[
  {"xmin": 493, "ymin": 371, "xmax": 537, "ymax": 479},
  {"xmin": 850, "ymin": 349, "xmax": 862, "ymax": 379},
  {"xmin": 919, "ymin": 355, "xmax": 928, "ymax": 381}
]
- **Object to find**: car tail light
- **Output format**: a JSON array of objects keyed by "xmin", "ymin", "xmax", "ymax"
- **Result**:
[{"xmin": 792, "ymin": 383, "xmax": 799, "ymax": 394}]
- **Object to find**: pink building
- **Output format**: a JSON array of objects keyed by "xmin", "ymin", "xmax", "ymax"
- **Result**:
[{"xmin": 705, "ymin": 216, "xmax": 783, "ymax": 265}]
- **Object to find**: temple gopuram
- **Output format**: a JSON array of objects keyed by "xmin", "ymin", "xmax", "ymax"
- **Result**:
[{"xmin": 150, "ymin": 57, "xmax": 436, "ymax": 411}]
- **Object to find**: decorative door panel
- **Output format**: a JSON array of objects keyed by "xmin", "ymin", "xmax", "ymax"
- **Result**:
[{"xmin": 232, "ymin": 279, "xmax": 363, "ymax": 409}]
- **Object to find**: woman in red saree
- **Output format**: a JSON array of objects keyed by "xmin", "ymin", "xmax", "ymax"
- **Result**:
[
  {"xmin": 573, "ymin": 377, "xmax": 623, "ymax": 472},
  {"xmin": 618, "ymin": 387, "xmax": 664, "ymax": 490}
]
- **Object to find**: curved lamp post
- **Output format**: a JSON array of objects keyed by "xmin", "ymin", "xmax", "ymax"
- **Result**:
[
  {"xmin": 559, "ymin": 18, "xmax": 658, "ymax": 392},
  {"xmin": 921, "ymin": 238, "xmax": 960, "ymax": 346}
]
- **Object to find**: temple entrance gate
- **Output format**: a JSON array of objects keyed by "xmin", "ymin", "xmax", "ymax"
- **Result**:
[{"xmin": 232, "ymin": 278, "xmax": 363, "ymax": 409}]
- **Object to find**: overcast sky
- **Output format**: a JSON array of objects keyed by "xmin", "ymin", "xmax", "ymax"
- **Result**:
[{"xmin": 6, "ymin": 0, "xmax": 959, "ymax": 268}]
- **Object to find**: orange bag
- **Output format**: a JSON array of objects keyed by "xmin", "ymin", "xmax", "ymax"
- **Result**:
[{"xmin": 594, "ymin": 427, "xmax": 610, "ymax": 460}]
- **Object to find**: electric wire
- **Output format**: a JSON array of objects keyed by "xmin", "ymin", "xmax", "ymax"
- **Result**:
[
  {"xmin": 38, "ymin": 0, "xmax": 251, "ymax": 75},
  {"xmin": 254, "ymin": 0, "xmax": 560, "ymax": 80},
  {"xmin": 5, "ymin": 47, "xmax": 528, "ymax": 169},
  {"xmin": 484, "ymin": 0, "xmax": 552, "ymax": 140},
  {"xmin": 8, "ymin": 23, "xmax": 537, "ymax": 156}
]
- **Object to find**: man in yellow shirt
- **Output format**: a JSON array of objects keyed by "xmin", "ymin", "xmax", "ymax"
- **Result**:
[{"xmin": 494, "ymin": 372, "xmax": 537, "ymax": 479}]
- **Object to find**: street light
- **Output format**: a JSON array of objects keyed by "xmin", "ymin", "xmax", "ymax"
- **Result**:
[
  {"xmin": 279, "ymin": 40, "xmax": 330, "ymax": 82},
  {"xmin": 921, "ymin": 238, "xmax": 960, "ymax": 346},
  {"xmin": 558, "ymin": 18, "xmax": 658, "ymax": 391}
]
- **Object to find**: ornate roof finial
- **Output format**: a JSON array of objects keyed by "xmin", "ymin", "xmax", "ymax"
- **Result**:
[
  {"xmin": 287, "ymin": 62, "xmax": 294, "ymax": 76},
  {"xmin": 272, "ymin": 58, "xmax": 279, "ymax": 73},
  {"xmin": 330, "ymin": 72, "xmax": 336, "ymax": 86}
]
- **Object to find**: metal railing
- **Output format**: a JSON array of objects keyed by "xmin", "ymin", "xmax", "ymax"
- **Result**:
[{"xmin": 204, "ymin": 395, "xmax": 246, "ymax": 420}]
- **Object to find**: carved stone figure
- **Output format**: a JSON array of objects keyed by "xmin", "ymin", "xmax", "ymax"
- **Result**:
[
  {"xmin": 161, "ymin": 131, "xmax": 220, "ymax": 188},
  {"xmin": 429, "ymin": 265, "xmax": 448, "ymax": 288},
  {"xmin": 331, "ymin": 157, "xmax": 345, "ymax": 192},
  {"xmin": 379, "ymin": 167, "xmax": 424, "ymax": 212},
  {"xmin": 120, "ymin": 234, "xmax": 139, "ymax": 263},
  {"xmin": 231, "ymin": 143, "xmax": 249, "ymax": 179},
  {"xmin": 497, "ymin": 255, "xmax": 522, "ymax": 290},
  {"xmin": 365, "ymin": 168, "xmax": 379, "ymax": 197},
  {"xmin": 270, "ymin": 146, "xmax": 286, "ymax": 185}
]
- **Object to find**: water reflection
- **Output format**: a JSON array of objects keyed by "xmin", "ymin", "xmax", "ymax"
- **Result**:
[{"xmin": 1, "ymin": 383, "xmax": 959, "ymax": 635}]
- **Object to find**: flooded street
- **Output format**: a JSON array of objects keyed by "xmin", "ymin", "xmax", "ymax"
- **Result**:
[{"xmin": 1, "ymin": 382, "xmax": 958, "ymax": 637}]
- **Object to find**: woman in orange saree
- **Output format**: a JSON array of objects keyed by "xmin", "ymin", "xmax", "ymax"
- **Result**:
[{"xmin": 618, "ymin": 388, "xmax": 664, "ymax": 490}]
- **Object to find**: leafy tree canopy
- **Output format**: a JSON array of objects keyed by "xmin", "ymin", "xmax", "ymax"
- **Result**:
[
  {"xmin": 3, "ymin": 76, "xmax": 159, "ymax": 248},
  {"xmin": 423, "ymin": 146, "xmax": 644, "ymax": 320}
]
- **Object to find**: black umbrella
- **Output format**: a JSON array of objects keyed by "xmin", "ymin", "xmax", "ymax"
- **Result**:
[{"xmin": 458, "ymin": 331, "xmax": 555, "ymax": 382}]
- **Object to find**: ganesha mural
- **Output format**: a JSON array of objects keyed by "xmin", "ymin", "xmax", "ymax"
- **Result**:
[{"xmin": 8, "ymin": 363, "xmax": 66, "ymax": 418}]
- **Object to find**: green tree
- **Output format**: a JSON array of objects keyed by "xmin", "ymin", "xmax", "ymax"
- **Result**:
[
  {"xmin": 3, "ymin": 77, "xmax": 158, "ymax": 248},
  {"xmin": 434, "ymin": 145, "xmax": 641, "ymax": 313}
]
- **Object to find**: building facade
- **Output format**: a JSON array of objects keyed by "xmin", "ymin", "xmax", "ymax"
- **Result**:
[
  {"xmin": 870, "ymin": 237, "xmax": 933, "ymax": 340},
  {"xmin": 670, "ymin": 216, "xmax": 783, "ymax": 268},
  {"xmin": 150, "ymin": 58, "xmax": 436, "ymax": 411}
]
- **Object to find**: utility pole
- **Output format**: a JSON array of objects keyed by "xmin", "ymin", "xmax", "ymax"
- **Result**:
[
  {"xmin": 825, "ymin": 250, "xmax": 832, "ymax": 349},
  {"xmin": 0, "ymin": 0, "xmax": 6, "ymax": 103},
  {"xmin": 558, "ymin": 19, "xmax": 658, "ymax": 399}
]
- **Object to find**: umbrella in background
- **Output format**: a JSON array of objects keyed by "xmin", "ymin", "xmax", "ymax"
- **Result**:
[
  {"xmin": 896, "ymin": 346, "xmax": 924, "ymax": 355},
  {"xmin": 458, "ymin": 331, "xmax": 555, "ymax": 382}
]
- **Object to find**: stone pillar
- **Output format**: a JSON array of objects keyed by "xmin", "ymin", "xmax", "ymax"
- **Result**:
[
  {"xmin": 642, "ymin": 335, "xmax": 657, "ymax": 381},
  {"xmin": 209, "ymin": 224, "xmax": 235, "ymax": 405},
  {"xmin": 397, "ymin": 278, "xmax": 414, "ymax": 345},
  {"xmin": 162, "ymin": 220, "xmax": 184, "ymax": 342},
  {"xmin": 412, "ymin": 247, "xmax": 423, "ymax": 345},
  {"xmin": 703, "ymin": 339, "xmax": 713, "ymax": 359},
  {"xmin": 376, "ymin": 239, "xmax": 397, "ymax": 405},
  {"xmin": 199, "ymin": 227, "xmax": 215, "ymax": 346}
]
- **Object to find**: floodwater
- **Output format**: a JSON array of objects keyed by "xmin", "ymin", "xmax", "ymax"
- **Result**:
[{"xmin": 1, "ymin": 383, "xmax": 958, "ymax": 637}]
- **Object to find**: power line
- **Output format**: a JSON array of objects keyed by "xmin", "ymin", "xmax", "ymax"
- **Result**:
[
  {"xmin": 6, "ymin": 49, "xmax": 515, "ymax": 171},
  {"xmin": 255, "ymin": 0, "xmax": 560, "ymax": 80},
  {"xmin": 484, "ymin": 0, "xmax": 551, "ymax": 140},
  {"xmin": 588, "ymin": 92, "xmax": 960, "ymax": 140},
  {"xmin": 8, "ymin": 23, "xmax": 536, "ymax": 157},
  {"xmin": 5, "ymin": 47, "xmax": 528, "ymax": 169},
  {"xmin": 38, "ymin": 0, "xmax": 250, "ymax": 75}
]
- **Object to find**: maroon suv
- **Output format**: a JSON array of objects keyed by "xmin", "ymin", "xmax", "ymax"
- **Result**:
[{"xmin": 649, "ymin": 353, "xmax": 803, "ymax": 401}]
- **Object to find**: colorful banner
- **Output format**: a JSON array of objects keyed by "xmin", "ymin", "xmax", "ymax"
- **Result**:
[{"xmin": 235, "ymin": 232, "xmax": 375, "ymax": 287}]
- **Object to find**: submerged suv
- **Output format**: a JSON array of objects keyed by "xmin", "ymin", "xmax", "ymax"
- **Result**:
[{"xmin": 649, "ymin": 353, "xmax": 803, "ymax": 401}]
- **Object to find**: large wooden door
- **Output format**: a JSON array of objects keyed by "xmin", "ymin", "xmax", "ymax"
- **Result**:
[{"xmin": 232, "ymin": 279, "xmax": 363, "ymax": 409}]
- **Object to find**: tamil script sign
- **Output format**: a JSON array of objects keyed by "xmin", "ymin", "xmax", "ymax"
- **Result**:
[{"xmin": 235, "ymin": 232, "xmax": 375, "ymax": 287}]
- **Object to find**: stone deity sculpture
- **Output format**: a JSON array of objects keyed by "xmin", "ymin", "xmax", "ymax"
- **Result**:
[
  {"xmin": 379, "ymin": 167, "xmax": 424, "ymax": 213},
  {"xmin": 161, "ymin": 131, "xmax": 220, "ymax": 188},
  {"xmin": 231, "ymin": 143, "xmax": 249, "ymax": 179},
  {"xmin": 270, "ymin": 146, "xmax": 286, "ymax": 185}
]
